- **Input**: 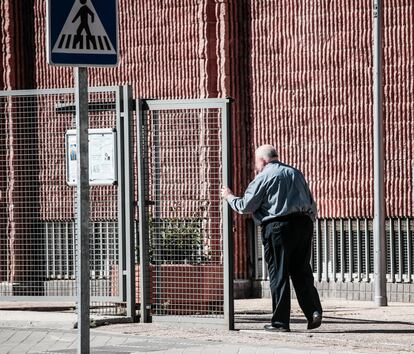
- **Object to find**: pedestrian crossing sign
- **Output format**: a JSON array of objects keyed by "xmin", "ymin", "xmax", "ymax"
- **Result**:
[{"xmin": 47, "ymin": 0, "xmax": 118, "ymax": 67}]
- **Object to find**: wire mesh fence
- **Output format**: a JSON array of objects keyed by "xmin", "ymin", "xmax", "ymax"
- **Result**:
[
  {"xmin": 0, "ymin": 91, "xmax": 231, "ymax": 322},
  {"xmin": 139, "ymin": 102, "xmax": 230, "ymax": 322},
  {"xmin": 0, "ymin": 88, "xmax": 124, "ymax": 312}
]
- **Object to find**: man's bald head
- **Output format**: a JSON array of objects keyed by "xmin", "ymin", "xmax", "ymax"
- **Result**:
[
  {"xmin": 256, "ymin": 145, "xmax": 278, "ymax": 161},
  {"xmin": 255, "ymin": 145, "xmax": 278, "ymax": 172}
]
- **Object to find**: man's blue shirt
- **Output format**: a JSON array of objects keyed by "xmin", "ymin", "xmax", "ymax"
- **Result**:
[{"xmin": 227, "ymin": 161, "xmax": 317, "ymax": 225}]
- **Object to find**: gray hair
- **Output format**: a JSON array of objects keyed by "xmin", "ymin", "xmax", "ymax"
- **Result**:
[{"xmin": 255, "ymin": 144, "xmax": 278, "ymax": 161}]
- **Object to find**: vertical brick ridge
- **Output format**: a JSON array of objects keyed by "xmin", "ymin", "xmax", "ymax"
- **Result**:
[
  {"xmin": 217, "ymin": 0, "xmax": 231, "ymax": 97},
  {"xmin": 0, "ymin": 3, "xmax": 4, "ymax": 90},
  {"xmin": 1, "ymin": 0, "xmax": 15, "ymax": 89},
  {"xmin": 198, "ymin": 0, "xmax": 219, "ymax": 98},
  {"xmin": 217, "ymin": 0, "xmax": 253, "ymax": 278},
  {"xmin": 0, "ymin": 1, "xmax": 24, "ymax": 284},
  {"xmin": 0, "ymin": 0, "xmax": 36, "ymax": 89},
  {"xmin": 0, "ymin": 0, "xmax": 8, "ymax": 283},
  {"xmin": 0, "ymin": 0, "xmax": 38, "ymax": 285}
]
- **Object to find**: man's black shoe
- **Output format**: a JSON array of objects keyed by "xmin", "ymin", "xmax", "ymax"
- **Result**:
[
  {"xmin": 307, "ymin": 311, "xmax": 322, "ymax": 330},
  {"xmin": 264, "ymin": 324, "xmax": 290, "ymax": 332}
]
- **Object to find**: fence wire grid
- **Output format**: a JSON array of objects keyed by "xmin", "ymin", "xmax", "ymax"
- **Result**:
[
  {"xmin": 0, "ymin": 88, "xmax": 124, "ymax": 314},
  {"xmin": 140, "ymin": 107, "xmax": 226, "ymax": 319}
]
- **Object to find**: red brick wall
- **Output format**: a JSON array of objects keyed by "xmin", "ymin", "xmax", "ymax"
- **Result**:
[
  {"xmin": 34, "ymin": 0, "xmax": 222, "ymax": 95},
  {"xmin": 248, "ymin": 0, "xmax": 414, "ymax": 218},
  {"xmin": 32, "ymin": 0, "xmax": 250, "ymax": 278},
  {"xmin": 2, "ymin": 1, "xmax": 413, "ymax": 280},
  {"xmin": 0, "ymin": 0, "xmax": 37, "ymax": 283},
  {"xmin": 1, "ymin": 0, "xmax": 35, "ymax": 90}
]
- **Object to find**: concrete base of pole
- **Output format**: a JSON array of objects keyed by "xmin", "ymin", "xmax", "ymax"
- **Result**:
[{"xmin": 374, "ymin": 296, "xmax": 388, "ymax": 307}]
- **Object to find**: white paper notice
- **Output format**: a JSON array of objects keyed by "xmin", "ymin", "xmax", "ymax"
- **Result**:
[
  {"xmin": 89, "ymin": 133, "xmax": 115, "ymax": 182},
  {"xmin": 67, "ymin": 134, "xmax": 78, "ymax": 185},
  {"xmin": 66, "ymin": 129, "xmax": 117, "ymax": 186}
]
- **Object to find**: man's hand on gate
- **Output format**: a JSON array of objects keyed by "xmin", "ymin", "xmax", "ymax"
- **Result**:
[{"xmin": 220, "ymin": 186, "xmax": 234, "ymax": 199}]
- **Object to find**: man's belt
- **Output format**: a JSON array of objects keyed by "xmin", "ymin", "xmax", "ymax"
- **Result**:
[{"xmin": 261, "ymin": 212, "xmax": 308, "ymax": 228}]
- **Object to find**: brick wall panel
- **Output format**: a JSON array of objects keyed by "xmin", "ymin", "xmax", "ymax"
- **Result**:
[
  {"xmin": 3, "ymin": 0, "xmax": 413, "ymax": 280},
  {"xmin": 249, "ymin": 0, "xmax": 413, "ymax": 218}
]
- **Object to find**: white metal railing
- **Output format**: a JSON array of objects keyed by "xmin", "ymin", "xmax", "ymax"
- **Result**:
[
  {"xmin": 45, "ymin": 221, "xmax": 118, "ymax": 280},
  {"xmin": 255, "ymin": 218, "xmax": 414, "ymax": 284}
]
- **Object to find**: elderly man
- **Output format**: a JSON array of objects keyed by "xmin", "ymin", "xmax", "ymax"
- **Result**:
[{"xmin": 221, "ymin": 145, "xmax": 322, "ymax": 332}]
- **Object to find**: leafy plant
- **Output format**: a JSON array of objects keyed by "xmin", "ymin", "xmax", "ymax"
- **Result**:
[{"xmin": 136, "ymin": 217, "xmax": 211, "ymax": 265}]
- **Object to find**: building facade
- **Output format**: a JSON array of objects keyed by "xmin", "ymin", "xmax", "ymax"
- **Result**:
[{"xmin": 0, "ymin": 0, "xmax": 413, "ymax": 300}]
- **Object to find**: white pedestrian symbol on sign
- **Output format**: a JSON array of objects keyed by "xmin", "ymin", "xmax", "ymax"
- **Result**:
[{"xmin": 52, "ymin": 0, "xmax": 116, "ymax": 55}]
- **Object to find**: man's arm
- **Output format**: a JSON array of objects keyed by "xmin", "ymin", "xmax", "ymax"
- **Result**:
[
  {"xmin": 300, "ymin": 172, "xmax": 317, "ymax": 221},
  {"xmin": 308, "ymin": 189, "xmax": 318, "ymax": 221},
  {"xmin": 221, "ymin": 174, "xmax": 266, "ymax": 214}
]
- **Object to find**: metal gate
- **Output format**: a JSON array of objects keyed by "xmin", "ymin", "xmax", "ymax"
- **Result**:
[
  {"xmin": 137, "ymin": 98, "xmax": 234, "ymax": 329},
  {"xmin": 0, "ymin": 86, "xmax": 135, "ymax": 313}
]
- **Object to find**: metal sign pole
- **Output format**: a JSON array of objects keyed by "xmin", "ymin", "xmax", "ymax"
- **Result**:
[
  {"xmin": 47, "ymin": 0, "xmax": 119, "ymax": 351},
  {"xmin": 75, "ymin": 67, "xmax": 91, "ymax": 353},
  {"xmin": 373, "ymin": 0, "xmax": 387, "ymax": 307}
]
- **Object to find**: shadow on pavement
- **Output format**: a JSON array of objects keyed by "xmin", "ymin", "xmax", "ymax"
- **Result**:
[{"xmin": 235, "ymin": 313, "xmax": 414, "ymax": 334}]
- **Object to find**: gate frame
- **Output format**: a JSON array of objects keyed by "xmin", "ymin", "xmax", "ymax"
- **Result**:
[
  {"xmin": 0, "ymin": 86, "xmax": 136, "ymax": 321},
  {"xmin": 136, "ymin": 98, "xmax": 234, "ymax": 329}
]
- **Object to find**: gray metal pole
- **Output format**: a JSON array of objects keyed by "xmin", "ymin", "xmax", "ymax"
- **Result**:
[
  {"xmin": 75, "ymin": 67, "xmax": 91, "ymax": 352},
  {"xmin": 373, "ymin": 0, "xmax": 387, "ymax": 307},
  {"xmin": 137, "ymin": 100, "xmax": 151, "ymax": 323},
  {"xmin": 122, "ymin": 86, "xmax": 136, "ymax": 321},
  {"xmin": 222, "ymin": 100, "xmax": 234, "ymax": 330}
]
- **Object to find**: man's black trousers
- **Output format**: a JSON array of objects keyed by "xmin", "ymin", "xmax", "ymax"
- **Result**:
[{"xmin": 262, "ymin": 213, "xmax": 322, "ymax": 328}]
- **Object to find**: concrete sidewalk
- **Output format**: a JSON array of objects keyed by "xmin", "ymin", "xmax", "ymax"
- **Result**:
[
  {"xmin": 97, "ymin": 299, "xmax": 414, "ymax": 353},
  {"xmin": 0, "ymin": 326, "xmax": 366, "ymax": 354},
  {"xmin": 0, "ymin": 298, "xmax": 413, "ymax": 353}
]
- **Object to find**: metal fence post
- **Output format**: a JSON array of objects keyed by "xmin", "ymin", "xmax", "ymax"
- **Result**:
[
  {"xmin": 407, "ymin": 219, "xmax": 412, "ymax": 282},
  {"xmin": 122, "ymin": 86, "xmax": 136, "ymax": 321},
  {"xmin": 365, "ymin": 219, "xmax": 371, "ymax": 281},
  {"xmin": 323, "ymin": 219, "xmax": 329, "ymax": 282},
  {"xmin": 75, "ymin": 67, "xmax": 90, "ymax": 354},
  {"xmin": 315, "ymin": 219, "xmax": 322, "ymax": 282},
  {"xmin": 222, "ymin": 99, "xmax": 234, "ymax": 330},
  {"xmin": 152, "ymin": 110, "xmax": 161, "ymax": 312},
  {"xmin": 373, "ymin": 0, "xmax": 388, "ymax": 306},
  {"xmin": 340, "ymin": 219, "xmax": 345, "ymax": 282},
  {"xmin": 348, "ymin": 219, "xmax": 353, "ymax": 281},
  {"xmin": 332, "ymin": 219, "xmax": 337, "ymax": 282},
  {"xmin": 116, "ymin": 87, "xmax": 126, "ymax": 307},
  {"xmin": 137, "ymin": 99, "xmax": 151, "ymax": 323},
  {"xmin": 356, "ymin": 218, "xmax": 362, "ymax": 282}
]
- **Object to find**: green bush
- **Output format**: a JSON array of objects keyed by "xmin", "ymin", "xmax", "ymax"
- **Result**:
[{"xmin": 136, "ymin": 218, "xmax": 211, "ymax": 265}]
